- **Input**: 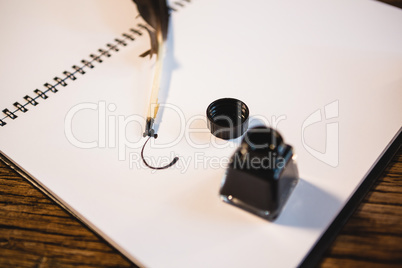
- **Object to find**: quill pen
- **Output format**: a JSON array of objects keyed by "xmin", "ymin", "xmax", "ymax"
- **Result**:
[
  {"xmin": 133, "ymin": 0, "xmax": 170, "ymax": 138},
  {"xmin": 133, "ymin": 0, "xmax": 178, "ymax": 170}
]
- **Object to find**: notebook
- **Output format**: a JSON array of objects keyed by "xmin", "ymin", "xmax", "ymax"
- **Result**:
[{"xmin": 1, "ymin": 0, "xmax": 401, "ymax": 267}]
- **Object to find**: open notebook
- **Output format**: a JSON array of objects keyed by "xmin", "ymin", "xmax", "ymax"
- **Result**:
[{"xmin": 0, "ymin": 0, "xmax": 401, "ymax": 267}]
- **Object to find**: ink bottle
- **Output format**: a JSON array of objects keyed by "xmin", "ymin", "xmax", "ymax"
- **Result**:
[{"xmin": 220, "ymin": 126, "xmax": 299, "ymax": 221}]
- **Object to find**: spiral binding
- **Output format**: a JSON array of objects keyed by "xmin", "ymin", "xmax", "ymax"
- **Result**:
[{"xmin": 0, "ymin": 0, "xmax": 191, "ymax": 127}]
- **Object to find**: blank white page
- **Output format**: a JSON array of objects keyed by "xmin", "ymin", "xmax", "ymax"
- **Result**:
[{"xmin": 0, "ymin": 0, "xmax": 401, "ymax": 267}]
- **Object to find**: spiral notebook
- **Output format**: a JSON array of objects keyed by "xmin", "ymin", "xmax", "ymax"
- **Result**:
[{"xmin": 1, "ymin": 0, "xmax": 401, "ymax": 267}]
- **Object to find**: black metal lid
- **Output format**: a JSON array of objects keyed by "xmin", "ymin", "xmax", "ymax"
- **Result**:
[{"xmin": 206, "ymin": 98, "xmax": 249, "ymax": 140}]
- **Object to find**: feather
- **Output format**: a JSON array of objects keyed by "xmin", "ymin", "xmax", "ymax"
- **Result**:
[
  {"xmin": 133, "ymin": 0, "xmax": 170, "ymax": 138},
  {"xmin": 133, "ymin": 0, "xmax": 169, "ymax": 56}
]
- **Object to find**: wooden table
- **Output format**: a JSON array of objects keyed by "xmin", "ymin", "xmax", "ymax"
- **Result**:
[{"xmin": 1, "ymin": 1, "xmax": 401, "ymax": 267}]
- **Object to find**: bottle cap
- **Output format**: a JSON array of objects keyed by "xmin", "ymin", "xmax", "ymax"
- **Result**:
[{"xmin": 206, "ymin": 98, "xmax": 249, "ymax": 140}]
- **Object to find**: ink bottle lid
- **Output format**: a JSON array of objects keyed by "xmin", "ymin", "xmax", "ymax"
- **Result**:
[{"xmin": 206, "ymin": 98, "xmax": 249, "ymax": 140}]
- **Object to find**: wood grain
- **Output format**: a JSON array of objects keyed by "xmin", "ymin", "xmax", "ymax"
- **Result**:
[
  {"xmin": 1, "ymin": 1, "xmax": 402, "ymax": 267},
  {"xmin": 379, "ymin": 0, "xmax": 402, "ymax": 8},
  {"xmin": 319, "ymin": 148, "xmax": 402, "ymax": 267}
]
